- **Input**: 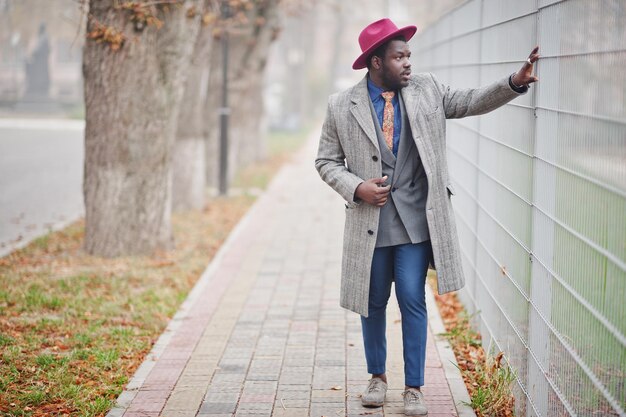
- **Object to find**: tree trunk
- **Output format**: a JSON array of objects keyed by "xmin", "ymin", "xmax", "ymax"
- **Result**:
[
  {"xmin": 172, "ymin": 19, "xmax": 213, "ymax": 211},
  {"xmin": 83, "ymin": 0, "xmax": 201, "ymax": 257},
  {"xmin": 204, "ymin": 0, "xmax": 281, "ymax": 189}
]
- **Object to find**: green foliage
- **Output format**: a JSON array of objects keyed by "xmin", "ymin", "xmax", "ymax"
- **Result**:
[
  {"xmin": 463, "ymin": 353, "xmax": 517, "ymax": 416},
  {"xmin": 86, "ymin": 396, "xmax": 115, "ymax": 416},
  {"xmin": 440, "ymin": 311, "xmax": 482, "ymax": 347},
  {"xmin": 23, "ymin": 284, "xmax": 63, "ymax": 310},
  {"xmin": 35, "ymin": 353, "xmax": 56, "ymax": 369},
  {"xmin": 94, "ymin": 349, "xmax": 120, "ymax": 371},
  {"xmin": 0, "ymin": 333, "xmax": 15, "ymax": 346}
]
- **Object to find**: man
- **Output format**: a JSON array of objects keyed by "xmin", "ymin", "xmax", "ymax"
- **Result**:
[{"xmin": 315, "ymin": 18, "xmax": 539, "ymax": 415}]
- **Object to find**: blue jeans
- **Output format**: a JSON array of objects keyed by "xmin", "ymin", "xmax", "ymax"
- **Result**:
[{"xmin": 360, "ymin": 241, "xmax": 433, "ymax": 387}]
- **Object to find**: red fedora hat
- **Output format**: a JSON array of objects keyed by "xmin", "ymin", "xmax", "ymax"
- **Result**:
[{"xmin": 353, "ymin": 18, "xmax": 417, "ymax": 70}]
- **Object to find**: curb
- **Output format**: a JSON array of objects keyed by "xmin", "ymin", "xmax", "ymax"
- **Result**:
[{"xmin": 426, "ymin": 284, "xmax": 477, "ymax": 417}]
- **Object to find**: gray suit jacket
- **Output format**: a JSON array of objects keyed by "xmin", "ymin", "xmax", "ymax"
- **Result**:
[
  {"xmin": 315, "ymin": 72, "xmax": 526, "ymax": 317},
  {"xmin": 369, "ymin": 91, "xmax": 429, "ymax": 248}
]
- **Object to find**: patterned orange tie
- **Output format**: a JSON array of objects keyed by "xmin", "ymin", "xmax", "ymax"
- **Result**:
[{"xmin": 381, "ymin": 91, "xmax": 395, "ymax": 151}]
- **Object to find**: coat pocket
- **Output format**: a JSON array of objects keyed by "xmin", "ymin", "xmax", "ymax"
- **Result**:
[{"xmin": 424, "ymin": 104, "xmax": 440, "ymax": 115}]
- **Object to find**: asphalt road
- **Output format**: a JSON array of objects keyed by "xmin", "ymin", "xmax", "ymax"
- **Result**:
[{"xmin": 0, "ymin": 118, "xmax": 84, "ymax": 257}]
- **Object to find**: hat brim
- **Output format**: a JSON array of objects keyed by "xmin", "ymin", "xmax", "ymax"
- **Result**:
[{"xmin": 352, "ymin": 25, "xmax": 417, "ymax": 70}]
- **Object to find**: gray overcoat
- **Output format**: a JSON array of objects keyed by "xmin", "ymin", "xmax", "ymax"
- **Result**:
[{"xmin": 315, "ymin": 72, "xmax": 526, "ymax": 317}]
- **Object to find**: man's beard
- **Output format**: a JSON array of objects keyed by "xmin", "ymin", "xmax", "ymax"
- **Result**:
[{"xmin": 381, "ymin": 63, "xmax": 404, "ymax": 91}]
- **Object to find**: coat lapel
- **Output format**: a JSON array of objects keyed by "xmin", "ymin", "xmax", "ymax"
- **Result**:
[
  {"xmin": 399, "ymin": 86, "xmax": 423, "ymax": 139},
  {"xmin": 400, "ymin": 82, "xmax": 435, "ymax": 171},
  {"xmin": 350, "ymin": 77, "xmax": 379, "ymax": 152},
  {"xmin": 394, "ymin": 91, "xmax": 411, "ymax": 177}
]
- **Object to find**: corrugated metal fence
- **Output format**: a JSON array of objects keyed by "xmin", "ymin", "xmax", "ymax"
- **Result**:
[{"xmin": 412, "ymin": 0, "xmax": 625, "ymax": 415}]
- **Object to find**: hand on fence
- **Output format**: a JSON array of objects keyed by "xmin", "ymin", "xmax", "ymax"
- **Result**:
[{"xmin": 512, "ymin": 46, "xmax": 540, "ymax": 87}]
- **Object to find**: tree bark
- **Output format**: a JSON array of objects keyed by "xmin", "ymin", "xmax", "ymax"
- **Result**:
[
  {"xmin": 83, "ymin": 0, "xmax": 201, "ymax": 257},
  {"xmin": 172, "ymin": 14, "xmax": 214, "ymax": 211},
  {"xmin": 204, "ymin": 0, "xmax": 281, "ymax": 189}
]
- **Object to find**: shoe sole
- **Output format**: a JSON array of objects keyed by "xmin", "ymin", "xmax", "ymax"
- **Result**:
[{"xmin": 361, "ymin": 399, "xmax": 384, "ymax": 407}]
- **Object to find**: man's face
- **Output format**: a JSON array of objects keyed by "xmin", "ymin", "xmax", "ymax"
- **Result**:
[{"xmin": 379, "ymin": 40, "xmax": 412, "ymax": 90}]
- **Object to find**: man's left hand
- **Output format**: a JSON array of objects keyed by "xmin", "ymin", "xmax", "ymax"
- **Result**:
[{"xmin": 512, "ymin": 46, "xmax": 540, "ymax": 86}]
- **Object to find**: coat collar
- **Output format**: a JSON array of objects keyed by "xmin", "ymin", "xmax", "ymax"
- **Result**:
[{"xmin": 349, "ymin": 76, "xmax": 379, "ymax": 151}]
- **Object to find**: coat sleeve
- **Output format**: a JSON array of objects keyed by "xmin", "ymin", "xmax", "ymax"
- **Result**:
[
  {"xmin": 430, "ymin": 72, "xmax": 527, "ymax": 119},
  {"xmin": 315, "ymin": 96, "xmax": 364, "ymax": 207}
]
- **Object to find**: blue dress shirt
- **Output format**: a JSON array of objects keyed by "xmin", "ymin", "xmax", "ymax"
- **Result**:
[{"xmin": 367, "ymin": 76, "xmax": 402, "ymax": 157}]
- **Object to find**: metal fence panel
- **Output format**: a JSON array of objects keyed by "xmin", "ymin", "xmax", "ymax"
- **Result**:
[{"xmin": 412, "ymin": 0, "xmax": 626, "ymax": 415}]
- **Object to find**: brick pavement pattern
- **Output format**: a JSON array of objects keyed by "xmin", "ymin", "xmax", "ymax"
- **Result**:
[{"xmin": 107, "ymin": 133, "xmax": 474, "ymax": 417}]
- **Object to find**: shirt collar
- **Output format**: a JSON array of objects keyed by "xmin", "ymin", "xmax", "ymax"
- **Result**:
[{"xmin": 367, "ymin": 75, "xmax": 395, "ymax": 102}]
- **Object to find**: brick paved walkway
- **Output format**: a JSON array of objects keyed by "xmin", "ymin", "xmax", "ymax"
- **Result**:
[{"xmin": 107, "ymin": 133, "xmax": 474, "ymax": 417}]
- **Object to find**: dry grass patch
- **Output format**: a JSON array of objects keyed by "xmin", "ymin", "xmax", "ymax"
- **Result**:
[{"xmin": 429, "ymin": 276, "xmax": 516, "ymax": 417}]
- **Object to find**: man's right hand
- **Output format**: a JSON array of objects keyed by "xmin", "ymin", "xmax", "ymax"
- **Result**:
[{"xmin": 354, "ymin": 176, "xmax": 391, "ymax": 207}]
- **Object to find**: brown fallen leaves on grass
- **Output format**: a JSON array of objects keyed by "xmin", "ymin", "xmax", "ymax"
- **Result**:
[
  {"xmin": 0, "ymin": 196, "xmax": 253, "ymax": 416},
  {"xmin": 429, "ymin": 276, "xmax": 516, "ymax": 417}
]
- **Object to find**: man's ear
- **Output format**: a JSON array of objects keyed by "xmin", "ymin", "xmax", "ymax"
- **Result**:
[{"xmin": 371, "ymin": 55, "xmax": 381, "ymax": 70}]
